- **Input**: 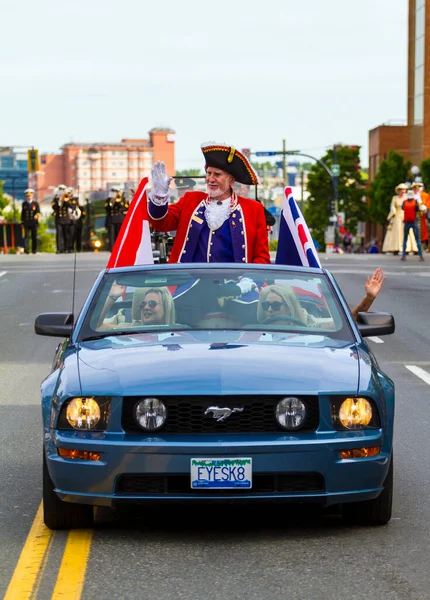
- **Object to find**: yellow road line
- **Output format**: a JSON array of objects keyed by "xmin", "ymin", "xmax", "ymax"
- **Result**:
[
  {"xmin": 51, "ymin": 530, "xmax": 93, "ymax": 600},
  {"xmin": 3, "ymin": 502, "xmax": 53, "ymax": 600}
]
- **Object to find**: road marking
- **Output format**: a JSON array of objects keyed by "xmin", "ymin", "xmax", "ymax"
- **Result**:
[
  {"xmin": 406, "ymin": 365, "xmax": 430, "ymax": 385},
  {"xmin": 3, "ymin": 502, "xmax": 53, "ymax": 600},
  {"xmin": 51, "ymin": 530, "xmax": 93, "ymax": 600},
  {"xmin": 0, "ymin": 271, "xmax": 7, "ymax": 278},
  {"xmin": 367, "ymin": 336, "xmax": 384, "ymax": 344}
]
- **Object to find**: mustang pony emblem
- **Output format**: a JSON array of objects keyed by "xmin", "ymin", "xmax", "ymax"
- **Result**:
[{"xmin": 204, "ymin": 406, "xmax": 244, "ymax": 422}]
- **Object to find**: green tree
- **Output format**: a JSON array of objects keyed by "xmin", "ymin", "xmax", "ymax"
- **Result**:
[
  {"xmin": 175, "ymin": 169, "xmax": 201, "ymax": 177},
  {"xmin": 0, "ymin": 181, "xmax": 11, "ymax": 213},
  {"xmin": 251, "ymin": 161, "xmax": 276, "ymax": 171},
  {"xmin": 367, "ymin": 151, "xmax": 411, "ymax": 224},
  {"xmin": 420, "ymin": 158, "xmax": 430, "ymax": 189},
  {"xmin": 304, "ymin": 146, "xmax": 367, "ymax": 248}
]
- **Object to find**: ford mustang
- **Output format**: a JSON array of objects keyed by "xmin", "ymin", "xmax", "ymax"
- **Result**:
[{"xmin": 35, "ymin": 263, "xmax": 395, "ymax": 529}]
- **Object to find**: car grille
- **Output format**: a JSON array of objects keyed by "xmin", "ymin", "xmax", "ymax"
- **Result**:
[
  {"xmin": 116, "ymin": 473, "xmax": 325, "ymax": 495},
  {"xmin": 121, "ymin": 395, "xmax": 319, "ymax": 434}
]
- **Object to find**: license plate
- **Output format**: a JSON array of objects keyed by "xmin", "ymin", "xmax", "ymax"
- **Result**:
[{"xmin": 191, "ymin": 458, "xmax": 252, "ymax": 489}]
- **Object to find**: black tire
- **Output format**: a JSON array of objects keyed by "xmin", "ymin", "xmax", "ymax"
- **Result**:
[
  {"xmin": 43, "ymin": 450, "xmax": 94, "ymax": 530},
  {"xmin": 342, "ymin": 454, "xmax": 393, "ymax": 526}
]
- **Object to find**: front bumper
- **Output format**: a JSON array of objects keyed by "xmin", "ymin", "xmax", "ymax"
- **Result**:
[{"xmin": 45, "ymin": 431, "xmax": 392, "ymax": 507}]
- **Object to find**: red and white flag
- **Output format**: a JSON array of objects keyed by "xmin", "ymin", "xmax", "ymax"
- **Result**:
[{"xmin": 107, "ymin": 178, "xmax": 153, "ymax": 268}]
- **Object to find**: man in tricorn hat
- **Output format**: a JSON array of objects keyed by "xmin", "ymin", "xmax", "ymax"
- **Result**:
[{"xmin": 148, "ymin": 143, "xmax": 270, "ymax": 263}]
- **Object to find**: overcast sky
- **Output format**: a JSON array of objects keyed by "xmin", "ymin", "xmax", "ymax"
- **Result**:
[{"xmin": 1, "ymin": 0, "xmax": 408, "ymax": 169}]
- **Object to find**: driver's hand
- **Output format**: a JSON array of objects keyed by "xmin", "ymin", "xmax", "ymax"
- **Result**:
[
  {"xmin": 109, "ymin": 280, "xmax": 126, "ymax": 300},
  {"xmin": 237, "ymin": 277, "xmax": 257, "ymax": 295},
  {"xmin": 151, "ymin": 161, "xmax": 172, "ymax": 198}
]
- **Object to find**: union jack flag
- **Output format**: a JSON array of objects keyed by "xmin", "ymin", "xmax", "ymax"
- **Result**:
[
  {"xmin": 107, "ymin": 177, "xmax": 153, "ymax": 268},
  {"xmin": 275, "ymin": 186, "xmax": 321, "ymax": 268}
]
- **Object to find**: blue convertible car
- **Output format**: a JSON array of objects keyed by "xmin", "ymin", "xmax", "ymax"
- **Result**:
[{"xmin": 35, "ymin": 263, "xmax": 395, "ymax": 529}]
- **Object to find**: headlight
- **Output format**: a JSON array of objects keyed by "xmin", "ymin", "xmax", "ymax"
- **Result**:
[
  {"xmin": 134, "ymin": 398, "xmax": 167, "ymax": 431},
  {"xmin": 57, "ymin": 397, "xmax": 111, "ymax": 430},
  {"xmin": 339, "ymin": 397, "xmax": 372, "ymax": 429},
  {"xmin": 275, "ymin": 397, "xmax": 306, "ymax": 430},
  {"xmin": 66, "ymin": 398, "xmax": 100, "ymax": 429},
  {"xmin": 330, "ymin": 397, "xmax": 380, "ymax": 430}
]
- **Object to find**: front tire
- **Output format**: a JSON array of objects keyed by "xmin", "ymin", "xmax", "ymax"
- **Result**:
[
  {"xmin": 342, "ymin": 455, "xmax": 393, "ymax": 526},
  {"xmin": 43, "ymin": 451, "xmax": 94, "ymax": 530}
]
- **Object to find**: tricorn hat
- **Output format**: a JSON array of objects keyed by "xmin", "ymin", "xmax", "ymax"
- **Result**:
[
  {"xmin": 201, "ymin": 142, "xmax": 259, "ymax": 185},
  {"xmin": 395, "ymin": 183, "xmax": 408, "ymax": 193}
]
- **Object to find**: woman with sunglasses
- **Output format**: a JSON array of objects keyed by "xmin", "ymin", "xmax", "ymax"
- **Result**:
[
  {"xmin": 97, "ymin": 282, "xmax": 175, "ymax": 329},
  {"xmin": 257, "ymin": 285, "xmax": 309, "ymax": 326},
  {"xmin": 257, "ymin": 268, "xmax": 386, "ymax": 327},
  {"xmin": 138, "ymin": 288, "xmax": 175, "ymax": 326}
]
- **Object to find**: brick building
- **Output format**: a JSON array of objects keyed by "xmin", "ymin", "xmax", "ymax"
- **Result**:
[
  {"xmin": 367, "ymin": 0, "xmax": 428, "ymax": 242},
  {"xmin": 369, "ymin": 0, "xmax": 429, "ymax": 172},
  {"xmin": 36, "ymin": 128, "xmax": 175, "ymax": 199}
]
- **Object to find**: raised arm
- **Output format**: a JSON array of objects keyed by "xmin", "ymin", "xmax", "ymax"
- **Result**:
[
  {"xmin": 351, "ymin": 268, "xmax": 386, "ymax": 320},
  {"xmin": 96, "ymin": 280, "xmax": 126, "ymax": 328}
]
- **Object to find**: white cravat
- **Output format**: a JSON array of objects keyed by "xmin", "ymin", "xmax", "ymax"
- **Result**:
[{"xmin": 205, "ymin": 197, "xmax": 231, "ymax": 230}]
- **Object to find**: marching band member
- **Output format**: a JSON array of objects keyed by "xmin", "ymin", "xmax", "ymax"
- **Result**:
[
  {"xmin": 68, "ymin": 191, "xmax": 85, "ymax": 252},
  {"xmin": 52, "ymin": 186, "xmax": 72, "ymax": 253},
  {"xmin": 21, "ymin": 188, "xmax": 40, "ymax": 254},
  {"xmin": 148, "ymin": 142, "xmax": 270, "ymax": 264},
  {"xmin": 105, "ymin": 187, "xmax": 129, "ymax": 251}
]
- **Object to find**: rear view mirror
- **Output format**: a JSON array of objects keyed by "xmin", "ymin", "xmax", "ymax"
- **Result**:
[
  {"xmin": 357, "ymin": 311, "xmax": 395, "ymax": 338},
  {"xmin": 35, "ymin": 313, "xmax": 74, "ymax": 337}
]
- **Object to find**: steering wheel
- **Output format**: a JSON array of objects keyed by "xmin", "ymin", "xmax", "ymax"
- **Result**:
[{"xmin": 260, "ymin": 315, "xmax": 305, "ymax": 326}]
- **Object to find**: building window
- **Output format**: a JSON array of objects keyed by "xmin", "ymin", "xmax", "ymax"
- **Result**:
[{"xmin": 0, "ymin": 157, "xmax": 14, "ymax": 168}]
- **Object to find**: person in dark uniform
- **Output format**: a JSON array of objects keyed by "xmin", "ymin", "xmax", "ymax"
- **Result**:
[
  {"xmin": 175, "ymin": 177, "xmax": 197, "ymax": 199},
  {"xmin": 105, "ymin": 187, "xmax": 129, "ymax": 251},
  {"xmin": 52, "ymin": 187, "xmax": 72, "ymax": 253},
  {"xmin": 21, "ymin": 188, "xmax": 40, "ymax": 254},
  {"xmin": 68, "ymin": 192, "xmax": 85, "ymax": 252},
  {"xmin": 51, "ymin": 184, "xmax": 67, "ymax": 253}
]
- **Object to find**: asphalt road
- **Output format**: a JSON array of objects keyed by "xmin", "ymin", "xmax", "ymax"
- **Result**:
[{"xmin": 1, "ymin": 252, "xmax": 430, "ymax": 600}]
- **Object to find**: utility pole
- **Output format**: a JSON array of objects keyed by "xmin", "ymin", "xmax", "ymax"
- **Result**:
[
  {"xmin": 282, "ymin": 139, "xmax": 287, "ymax": 187},
  {"xmin": 333, "ymin": 144, "xmax": 339, "ymax": 246},
  {"xmin": 300, "ymin": 169, "xmax": 304, "ymax": 205}
]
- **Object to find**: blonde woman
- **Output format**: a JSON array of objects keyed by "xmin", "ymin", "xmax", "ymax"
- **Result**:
[
  {"xmin": 257, "ymin": 269, "xmax": 385, "ymax": 327},
  {"xmin": 382, "ymin": 184, "xmax": 417, "ymax": 253},
  {"xmin": 97, "ymin": 283, "xmax": 175, "ymax": 329}
]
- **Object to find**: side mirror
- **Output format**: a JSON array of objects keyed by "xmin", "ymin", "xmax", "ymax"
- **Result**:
[
  {"xmin": 35, "ymin": 313, "xmax": 74, "ymax": 337},
  {"xmin": 356, "ymin": 311, "xmax": 395, "ymax": 338}
]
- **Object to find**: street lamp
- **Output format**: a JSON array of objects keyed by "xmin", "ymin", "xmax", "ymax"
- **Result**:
[{"xmin": 411, "ymin": 165, "xmax": 422, "ymax": 184}]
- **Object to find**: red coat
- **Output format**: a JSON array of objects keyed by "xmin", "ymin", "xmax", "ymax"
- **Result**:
[{"xmin": 149, "ymin": 191, "xmax": 270, "ymax": 264}]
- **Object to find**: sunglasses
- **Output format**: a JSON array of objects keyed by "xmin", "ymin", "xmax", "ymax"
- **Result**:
[
  {"xmin": 139, "ymin": 300, "xmax": 161, "ymax": 309},
  {"xmin": 261, "ymin": 301, "xmax": 285, "ymax": 311}
]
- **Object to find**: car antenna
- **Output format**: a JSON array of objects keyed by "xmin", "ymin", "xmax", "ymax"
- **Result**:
[{"xmin": 71, "ymin": 186, "xmax": 79, "ymax": 319}]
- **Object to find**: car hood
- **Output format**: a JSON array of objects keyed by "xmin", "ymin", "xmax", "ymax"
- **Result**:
[{"xmin": 77, "ymin": 335, "xmax": 361, "ymax": 396}]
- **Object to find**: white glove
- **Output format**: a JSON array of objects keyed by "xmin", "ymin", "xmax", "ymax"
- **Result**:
[
  {"xmin": 151, "ymin": 161, "xmax": 172, "ymax": 198},
  {"xmin": 237, "ymin": 277, "xmax": 257, "ymax": 295}
]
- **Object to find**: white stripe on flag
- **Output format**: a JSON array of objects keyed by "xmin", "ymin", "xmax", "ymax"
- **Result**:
[
  {"xmin": 135, "ymin": 219, "xmax": 153, "ymax": 265},
  {"xmin": 111, "ymin": 182, "xmax": 150, "ymax": 268}
]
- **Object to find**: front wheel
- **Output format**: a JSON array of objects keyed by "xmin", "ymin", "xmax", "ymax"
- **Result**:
[
  {"xmin": 43, "ymin": 450, "xmax": 94, "ymax": 530},
  {"xmin": 342, "ymin": 455, "xmax": 393, "ymax": 526}
]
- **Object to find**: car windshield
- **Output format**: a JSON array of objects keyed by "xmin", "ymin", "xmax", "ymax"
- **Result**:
[{"xmin": 78, "ymin": 267, "xmax": 352, "ymax": 342}]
